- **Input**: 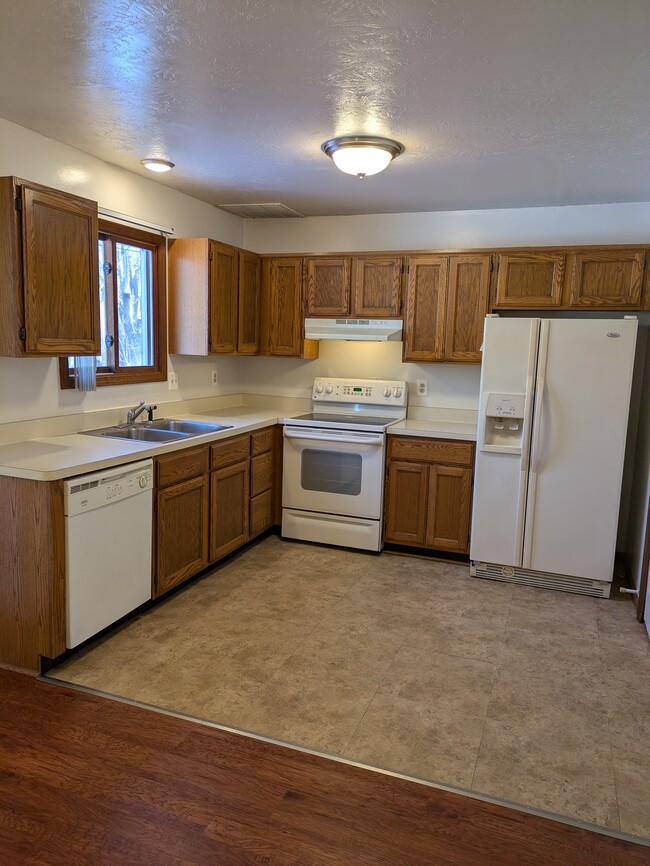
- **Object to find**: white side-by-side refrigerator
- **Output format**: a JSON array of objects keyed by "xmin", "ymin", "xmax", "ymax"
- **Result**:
[{"xmin": 470, "ymin": 316, "xmax": 638, "ymax": 598}]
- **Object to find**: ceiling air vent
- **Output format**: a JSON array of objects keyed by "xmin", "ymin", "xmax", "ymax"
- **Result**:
[{"xmin": 217, "ymin": 202, "xmax": 304, "ymax": 219}]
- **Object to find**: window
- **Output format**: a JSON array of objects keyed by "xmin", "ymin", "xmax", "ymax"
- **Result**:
[{"xmin": 60, "ymin": 220, "xmax": 167, "ymax": 388}]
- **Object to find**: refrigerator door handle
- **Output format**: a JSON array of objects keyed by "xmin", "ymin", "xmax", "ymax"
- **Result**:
[
  {"xmin": 522, "ymin": 319, "xmax": 550, "ymax": 569},
  {"xmin": 513, "ymin": 320, "xmax": 540, "ymax": 565}
]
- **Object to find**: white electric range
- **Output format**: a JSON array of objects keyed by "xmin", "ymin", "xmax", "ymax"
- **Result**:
[{"xmin": 281, "ymin": 377, "xmax": 408, "ymax": 551}]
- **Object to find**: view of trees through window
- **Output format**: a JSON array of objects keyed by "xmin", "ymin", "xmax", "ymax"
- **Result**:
[{"xmin": 115, "ymin": 241, "xmax": 153, "ymax": 368}]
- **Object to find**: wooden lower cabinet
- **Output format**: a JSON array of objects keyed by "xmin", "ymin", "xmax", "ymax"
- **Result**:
[
  {"xmin": 155, "ymin": 475, "xmax": 210, "ymax": 596},
  {"xmin": 384, "ymin": 436, "xmax": 474, "ymax": 554},
  {"xmin": 210, "ymin": 459, "xmax": 250, "ymax": 561}
]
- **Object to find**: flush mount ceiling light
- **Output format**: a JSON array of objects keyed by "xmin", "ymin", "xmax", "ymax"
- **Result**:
[
  {"xmin": 140, "ymin": 158, "xmax": 175, "ymax": 173},
  {"xmin": 321, "ymin": 135, "xmax": 404, "ymax": 179}
]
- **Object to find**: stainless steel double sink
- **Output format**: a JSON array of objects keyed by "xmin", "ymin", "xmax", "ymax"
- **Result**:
[{"xmin": 81, "ymin": 418, "xmax": 233, "ymax": 442}]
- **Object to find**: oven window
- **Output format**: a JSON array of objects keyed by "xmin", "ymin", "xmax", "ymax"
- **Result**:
[{"xmin": 301, "ymin": 449, "xmax": 362, "ymax": 496}]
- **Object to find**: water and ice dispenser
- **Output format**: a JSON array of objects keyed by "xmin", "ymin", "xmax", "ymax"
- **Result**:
[{"xmin": 481, "ymin": 393, "xmax": 526, "ymax": 452}]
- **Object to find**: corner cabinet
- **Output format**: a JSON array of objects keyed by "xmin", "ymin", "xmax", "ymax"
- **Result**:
[
  {"xmin": 260, "ymin": 257, "xmax": 319, "ymax": 358},
  {"xmin": 384, "ymin": 436, "xmax": 475, "ymax": 554},
  {"xmin": 0, "ymin": 176, "xmax": 100, "ymax": 357},
  {"xmin": 403, "ymin": 254, "xmax": 491, "ymax": 363},
  {"xmin": 168, "ymin": 237, "xmax": 261, "ymax": 355}
]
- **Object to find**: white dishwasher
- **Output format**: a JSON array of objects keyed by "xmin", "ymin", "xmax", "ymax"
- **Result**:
[{"xmin": 64, "ymin": 459, "xmax": 154, "ymax": 648}]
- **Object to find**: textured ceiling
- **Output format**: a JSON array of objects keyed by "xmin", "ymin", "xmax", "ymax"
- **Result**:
[{"xmin": 1, "ymin": 0, "xmax": 649, "ymax": 216}]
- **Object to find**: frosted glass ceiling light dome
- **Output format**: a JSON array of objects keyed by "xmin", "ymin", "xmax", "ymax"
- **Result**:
[
  {"xmin": 141, "ymin": 158, "xmax": 175, "ymax": 173},
  {"xmin": 321, "ymin": 136, "xmax": 404, "ymax": 179}
]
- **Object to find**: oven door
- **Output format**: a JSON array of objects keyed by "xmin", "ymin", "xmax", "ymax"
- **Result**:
[{"xmin": 282, "ymin": 426, "xmax": 386, "ymax": 519}]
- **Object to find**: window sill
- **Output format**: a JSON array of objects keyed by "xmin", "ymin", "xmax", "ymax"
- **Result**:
[{"xmin": 58, "ymin": 362, "xmax": 168, "ymax": 390}]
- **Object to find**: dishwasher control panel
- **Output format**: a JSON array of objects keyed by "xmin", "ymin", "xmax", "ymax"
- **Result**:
[{"xmin": 64, "ymin": 460, "xmax": 153, "ymax": 516}]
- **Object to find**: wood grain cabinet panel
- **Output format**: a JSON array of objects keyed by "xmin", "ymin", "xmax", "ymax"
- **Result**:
[
  {"xmin": 403, "ymin": 256, "xmax": 449, "ymax": 362},
  {"xmin": 0, "ymin": 176, "xmax": 100, "ymax": 357},
  {"xmin": 493, "ymin": 252, "xmax": 565, "ymax": 308},
  {"xmin": 384, "ymin": 460, "xmax": 429, "ymax": 545},
  {"xmin": 384, "ymin": 435, "xmax": 475, "ymax": 554},
  {"xmin": 155, "ymin": 475, "xmax": 210, "ymax": 596},
  {"xmin": 210, "ymin": 460, "xmax": 250, "ymax": 561},
  {"xmin": 251, "ymin": 427, "xmax": 276, "ymax": 456},
  {"xmin": 251, "ymin": 451, "xmax": 274, "ymax": 497},
  {"xmin": 211, "ymin": 434, "xmax": 250, "ymax": 469},
  {"xmin": 304, "ymin": 257, "xmax": 351, "ymax": 316},
  {"xmin": 260, "ymin": 257, "xmax": 318, "ymax": 358},
  {"xmin": 351, "ymin": 255, "xmax": 403, "ymax": 317},
  {"xmin": 250, "ymin": 489, "xmax": 274, "ymax": 539},
  {"xmin": 155, "ymin": 446, "xmax": 209, "ymax": 489},
  {"xmin": 426, "ymin": 465, "xmax": 472, "ymax": 553},
  {"xmin": 208, "ymin": 240, "xmax": 239, "ymax": 353},
  {"xmin": 237, "ymin": 250, "xmax": 261, "ymax": 353},
  {"xmin": 445, "ymin": 255, "xmax": 492, "ymax": 362},
  {"xmin": 566, "ymin": 249, "xmax": 646, "ymax": 308}
]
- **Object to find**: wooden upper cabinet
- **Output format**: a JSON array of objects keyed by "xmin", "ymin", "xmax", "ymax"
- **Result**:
[
  {"xmin": 403, "ymin": 256, "xmax": 449, "ymax": 362},
  {"xmin": 351, "ymin": 255, "xmax": 403, "ymax": 317},
  {"xmin": 566, "ymin": 249, "xmax": 646, "ymax": 308},
  {"xmin": 208, "ymin": 240, "xmax": 238, "ymax": 354},
  {"xmin": 0, "ymin": 177, "xmax": 100, "ymax": 357},
  {"xmin": 238, "ymin": 250, "xmax": 261, "ymax": 354},
  {"xmin": 260, "ymin": 257, "xmax": 318, "ymax": 358},
  {"xmin": 169, "ymin": 238, "xmax": 260, "ymax": 356},
  {"xmin": 304, "ymin": 257, "xmax": 351, "ymax": 316},
  {"xmin": 493, "ymin": 251, "xmax": 565, "ymax": 308},
  {"xmin": 445, "ymin": 255, "xmax": 492, "ymax": 363}
]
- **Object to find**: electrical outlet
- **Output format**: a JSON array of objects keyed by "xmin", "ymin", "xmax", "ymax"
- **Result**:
[
  {"xmin": 416, "ymin": 379, "xmax": 428, "ymax": 397},
  {"xmin": 211, "ymin": 369, "xmax": 218, "ymax": 386},
  {"xmin": 168, "ymin": 372, "xmax": 179, "ymax": 391}
]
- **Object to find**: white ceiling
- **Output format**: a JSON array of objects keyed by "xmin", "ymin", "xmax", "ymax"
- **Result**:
[{"xmin": 1, "ymin": 0, "xmax": 649, "ymax": 217}]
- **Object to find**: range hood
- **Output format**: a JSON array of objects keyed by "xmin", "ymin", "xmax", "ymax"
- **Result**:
[{"xmin": 304, "ymin": 318, "xmax": 403, "ymax": 342}]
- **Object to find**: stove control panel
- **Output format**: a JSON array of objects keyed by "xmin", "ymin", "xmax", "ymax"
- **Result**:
[{"xmin": 312, "ymin": 378, "xmax": 408, "ymax": 406}]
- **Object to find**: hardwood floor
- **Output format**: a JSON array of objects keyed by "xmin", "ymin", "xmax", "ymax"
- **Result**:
[{"xmin": 0, "ymin": 670, "xmax": 648, "ymax": 865}]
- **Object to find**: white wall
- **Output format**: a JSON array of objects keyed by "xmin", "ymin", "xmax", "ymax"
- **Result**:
[
  {"xmin": 243, "ymin": 341, "xmax": 480, "ymax": 410},
  {"xmin": 0, "ymin": 117, "xmax": 244, "ymax": 423},
  {"xmin": 243, "ymin": 204, "xmax": 650, "ymax": 254}
]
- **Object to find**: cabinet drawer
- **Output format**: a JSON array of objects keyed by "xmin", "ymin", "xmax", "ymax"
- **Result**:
[
  {"xmin": 251, "ymin": 426, "xmax": 276, "ymax": 456},
  {"xmin": 211, "ymin": 434, "xmax": 250, "ymax": 469},
  {"xmin": 156, "ymin": 446, "xmax": 209, "ymax": 488},
  {"xmin": 250, "ymin": 489, "xmax": 274, "ymax": 539},
  {"xmin": 251, "ymin": 451, "xmax": 274, "ymax": 497},
  {"xmin": 389, "ymin": 436, "xmax": 474, "ymax": 466}
]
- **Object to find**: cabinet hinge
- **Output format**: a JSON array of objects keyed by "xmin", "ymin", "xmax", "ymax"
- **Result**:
[
  {"xmin": 19, "ymin": 327, "xmax": 26, "ymax": 341},
  {"xmin": 15, "ymin": 194, "xmax": 22, "ymax": 212},
  {"xmin": 401, "ymin": 263, "xmax": 405, "ymax": 274},
  {"xmin": 208, "ymin": 335, "xmax": 212, "ymax": 347},
  {"xmin": 153, "ymin": 499, "xmax": 158, "ymax": 512},
  {"xmin": 208, "ymin": 250, "xmax": 213, "ymax": 261}
]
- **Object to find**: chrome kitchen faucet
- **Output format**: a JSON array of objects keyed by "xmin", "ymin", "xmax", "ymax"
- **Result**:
[{"xmin": 126, "ymin": 400, "xmax": 158, "ymax": 424}]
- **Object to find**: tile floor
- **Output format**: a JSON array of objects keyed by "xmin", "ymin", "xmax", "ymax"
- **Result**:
[{"xmin": 50, "ymin": 536, "xmax": 650, "ymax": 839}]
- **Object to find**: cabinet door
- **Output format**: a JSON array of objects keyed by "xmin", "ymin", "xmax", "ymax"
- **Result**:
[
  {"xmin": 426, "ymin": 465, "xmax": 472, "ymax": 553},
  {"xmin": 208, "ymin": 241, "xmax": 239, "ymax": 354},
  {"xmin": 566, "ymin": 249, "xmax": 645, "ymax": 308},
  {"xmin": 155, "ymin": 475, "xmax": 209, "ymax": 596},
  {"xmin": 402, "ymin": 256, "xmax": 448, "ymax": 362},
  {"xmin": 22, "ymin": 184, "xmax": 100, "ymax": 356},
  {"xmin": 267, "ymin": 257, "xmax": 304, "ymax": 356},
  {"xmin": 445, "ymin": 255, "xmax": 492, "ymax": 362},
  {"xmin": 250, "ymin": 490, "xmax": 274, "ymax": 539},
  {"xmin": 383, "ymin": 460, "xmax": 429, "ymax": 545},
  {"xmin": 238, "ymin": 250, "xmax": 261, "ymax": 354},
  {"xmin": 304, "ymin": 257, "xmax": 351, "ymax": 316},
  {"xmin": 210, "ymin": 459, "xmax": 250, "ymax": 561},
  {"xmin": 351, "ymin": 256, "xmax": 402, "ymax": 317},
  {"xmin": 493, "ymin": 252, "xmax": 565, "ymax": 308}
]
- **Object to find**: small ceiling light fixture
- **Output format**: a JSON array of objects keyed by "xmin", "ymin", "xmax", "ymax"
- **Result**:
[
  {"xmin": 140, "ymin": 158, "xmax": 175, "ymax": 173},
  {"xmin": 321, "ymin": 135, "xmax": 404, "ymax": 179}
]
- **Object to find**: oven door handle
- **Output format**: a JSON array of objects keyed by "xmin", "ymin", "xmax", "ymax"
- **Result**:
[{"xmin": 283, "ymin": 427, "xmax": 384, "ymax": 446}]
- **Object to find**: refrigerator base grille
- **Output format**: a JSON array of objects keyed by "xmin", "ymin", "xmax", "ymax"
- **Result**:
[{"xmin": 470, "ymin": 562, "xmax": 612, "ymax": 598}]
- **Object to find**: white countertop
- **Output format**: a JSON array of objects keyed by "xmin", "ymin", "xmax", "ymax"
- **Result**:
[
  {"xmin": 0, "ymin": 409, "xmax": 285, "ymax": 481},
  {"xmin": 0, "ymin": 405, "xmax": 478, "ymax": 481},
  {"xmin": 388, "ymin": 419, "xmax": 477, "ymax": 441}
]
